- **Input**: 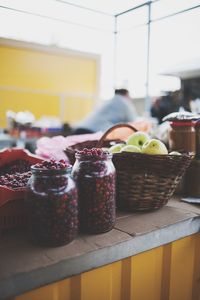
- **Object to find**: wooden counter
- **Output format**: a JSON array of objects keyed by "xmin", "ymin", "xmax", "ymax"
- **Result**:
[{"xmin": 0, "ymin": 198, "xmax": 200, "ymax": 300}]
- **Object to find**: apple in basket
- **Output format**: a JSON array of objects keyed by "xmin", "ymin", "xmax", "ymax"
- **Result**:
[
  {"xmin": 142, "ymin": 139, "xmax": 168, "ymax": 155},
  {"xmin": 109, "ymin": 143, "xmax": 124, "ymax": 153},
  {"xmin": 121, "ymin": 145, "xmax": 141, "ymax": 153},
  {"xmin": 169, "ymin": 151, "xmax": 181, "ymax": 155},
  {"xmin": 126, "ymin": 131, "xmax": 150, "ymax": 149}
]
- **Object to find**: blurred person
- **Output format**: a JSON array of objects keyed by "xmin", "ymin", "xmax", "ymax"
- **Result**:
[
  {"xmin": 151, "ymin": 90, "xmax": 182, "ymax": 124},
  {"xmin": 72, "ymin": 89, "xmax": 138, "ymax": 134}
]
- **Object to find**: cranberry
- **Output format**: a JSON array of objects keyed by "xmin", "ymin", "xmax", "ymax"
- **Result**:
[{"xmin": 72, "ymin": 148, "xmax": 116, "ymax": 234}]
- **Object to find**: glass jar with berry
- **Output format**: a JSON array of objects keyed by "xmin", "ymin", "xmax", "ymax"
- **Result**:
[
  {"xmin": 72, "ymin": 148, "xmax": 116, "ymax": 234},
  {"xmin": 26, "ymin": 159, "xmax": 78, "ymax": 246}
]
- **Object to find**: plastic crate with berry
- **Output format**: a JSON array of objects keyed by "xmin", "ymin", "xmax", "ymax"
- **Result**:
[{"xmin": 0, "ymin": 148, "xmax": 43, "ymax": 231}]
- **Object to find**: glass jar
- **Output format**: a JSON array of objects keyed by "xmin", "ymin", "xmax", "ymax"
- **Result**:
[
  {"xmin": 185, "ymin": 159, "xmax": 200, "ymax": 197},
  {"xmin": 195, "ymin": 121, "xmax": 200, "ymax": 158},
  {"xmin": 72, "ymin": 150, "xmax": 116, "ymax": 234},
  {"xmin": 168, "ymin": 121, "xmax": 196, "ymax": 154},
  {"xmin": 26, "ymin": 167, "xmax": 78, "ymax": 246}
]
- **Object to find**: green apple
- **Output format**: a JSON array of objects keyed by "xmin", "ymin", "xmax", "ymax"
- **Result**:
[
  {"xmin": 142, "ymin": 139, "xmax": 168, "ymax": 155},
  {"xmin": 169, "ymin": 151, "xmax": 181, "ymax": 155},
  {"xmin": 127, "ymin": 131, "xmax": 150, "ymax": 149},
  {"xmin": 109, "ymin": 143, "xmax": 124, "ymax": 153},
  {"xmin": 121, "ymin": 145, "xmax": 141, "ymax": 153}
]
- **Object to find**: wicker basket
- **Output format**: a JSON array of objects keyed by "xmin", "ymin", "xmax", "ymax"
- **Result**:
[
  {"xmin": 97, "ymin": 124, "xmax": 193, "ymax": 212},
  {"xmin": 65, "ymin": 138, "xmax": 123, "ymax": 165}
]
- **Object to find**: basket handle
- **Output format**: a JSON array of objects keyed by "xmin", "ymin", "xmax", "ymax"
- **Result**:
[{"xmin": 96, "ymin": 123, "xmax": 138, "ymax": 148}]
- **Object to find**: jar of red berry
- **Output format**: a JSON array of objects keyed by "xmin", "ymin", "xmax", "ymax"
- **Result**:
[
  {"xmin": 26, "ymin": 160, "xmax": 78, "ymax": 246},
  {"xmin": 72, "ymin": 148, "xmax": 116, "ymax": 234}
]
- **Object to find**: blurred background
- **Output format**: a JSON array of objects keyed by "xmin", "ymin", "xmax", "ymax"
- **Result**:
[{"xmin": 0, "ymin": 0, "xmax": 200, "ymax": 151}]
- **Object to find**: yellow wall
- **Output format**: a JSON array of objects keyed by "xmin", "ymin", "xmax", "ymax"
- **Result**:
[
  {"xmin": 13, "ymin": 234, "xmax": 200, "ymax": 300},
  {"xmin": 0, "ymin": 43, "xmax": 98, "ymax": 127}
]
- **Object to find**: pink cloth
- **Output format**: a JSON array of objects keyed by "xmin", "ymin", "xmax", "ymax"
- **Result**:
[
  {"xmin": 65, "ymin": 132, "xmax": 102, "ymax": 146},
  {"xmin": 35, "ymin": 132, "xmax": 103, "ymax": 161}
]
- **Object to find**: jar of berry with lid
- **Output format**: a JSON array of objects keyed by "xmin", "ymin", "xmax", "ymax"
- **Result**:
[
  {"xmin": 72, "ymin": 148, "xmax": 116, "ymax": 234},
  {"xmin": 26, "ymin": 159, "xmax": 78, "ymax": 246},
  {"xmin": 163, "ymin": 112, "xmax": 198, "ymax": 154},
  {"xmin": 169, "ymin": 121, "xmax": 196, "ymax": 154}
]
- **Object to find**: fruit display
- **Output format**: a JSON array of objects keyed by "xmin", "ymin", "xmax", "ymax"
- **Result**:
[
  {"xmin": 26, "ymin": 159, "xmax": 78, "ymax": 246},
  {"xmin": 72, "ymin": 148, "xmax": 116, "ymax": 234},
  {"xmin": 109, "ymin": 131, "xmax": 170, "ymax": 155},
  {"xmin": 98, "ymin": 125, "xmax": 193, "ymax": 212}
]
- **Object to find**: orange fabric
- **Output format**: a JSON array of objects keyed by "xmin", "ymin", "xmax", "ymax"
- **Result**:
[{"xmin": 107, "ymin": 120, "xmax": 152, "ymax": 140}]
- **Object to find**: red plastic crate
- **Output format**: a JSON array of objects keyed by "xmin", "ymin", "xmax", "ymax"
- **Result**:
[{"xmin": 0, "ymin": 148, "xmax": 43, "ymax": 231}]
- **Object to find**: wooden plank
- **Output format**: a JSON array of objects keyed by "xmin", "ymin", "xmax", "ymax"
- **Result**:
[
  {"xmin": 15, "ymin": 282, "xmax": 58, "ymax": 300},
  {"xmin": 131, "ymin": 247, "xmax": 163, "ymax": 300},
  {"xmin": 161, "ymin": 243, "xmax": 172, "ymax": 300},
  {"xmin": 70, "ymin": 275, "xmax": 81, "ymax": 300},
  {"xmin": 81, "ymin": 264, "xmax": 112, "ymax": 300},
  {"xmin": 111, "ymin": 261, "xmax": 122, "ymax": 300},
  {"xmin": 169, "ymin": 236, "xmax": 195, "ymax": 300},
  {"xmin": 121, "ymin": 257, "xmax": 132, "ymax": 300},
  {"xmin": 115, "ymin": 206, "xmax": 197, "ymax": 236},
  {"xmin": 192, "ymin": 233, "xmax": 200, "ymax": 300}
]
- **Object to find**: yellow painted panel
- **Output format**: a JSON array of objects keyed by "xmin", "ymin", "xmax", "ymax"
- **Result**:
[
  {"xmin": 192, "ymin": 234, "xmax": 200, "ymax": 300},
  {"xmin": 81, "ymin": 264, "xmax": 112, "ymax": 300},
  {"xmin": 131, "ymin": 246, "xmax": 163, "ymax": 300},
  {"xmin": 0, "ymin": 46, "xmax": 97, "ymax": 93},
  {"xmin": 63, "ymin": 97, "xmax": 94, "ymax": 123},
  {"xmin": 0, "ymin": 44, "xmax": 97, "ymax": 128},
  {"xmin": 161, "ymin": 243, "xmax": 172, "ymax": 300},
  {"xmin": 111, "ymin": 261, "xmax": 123, "ymax": 300},
  {"xmin": 169, "ymin": 235, "xmax": 195, "ymax": 300},
  {"xmin": 0, "ymin": 90, "xmax": 60, "ymax": 127}
]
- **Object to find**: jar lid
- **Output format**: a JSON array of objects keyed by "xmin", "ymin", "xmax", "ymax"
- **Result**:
[
  {"xmin": 170, "ymin": 121, "xmax": 196, "ymax": 127},
  {"xmin": 163, "ymin": 112, "xmax": 199, "ymax": 122}
]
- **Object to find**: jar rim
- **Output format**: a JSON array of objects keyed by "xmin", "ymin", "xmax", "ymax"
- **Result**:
[
  {"xmin": 31, "ymin": 165, "xmax": 72, "ymax": 175},
  {"xmin": 75, "ymin": 152, "xmax": 112, "ymax": 160}
]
